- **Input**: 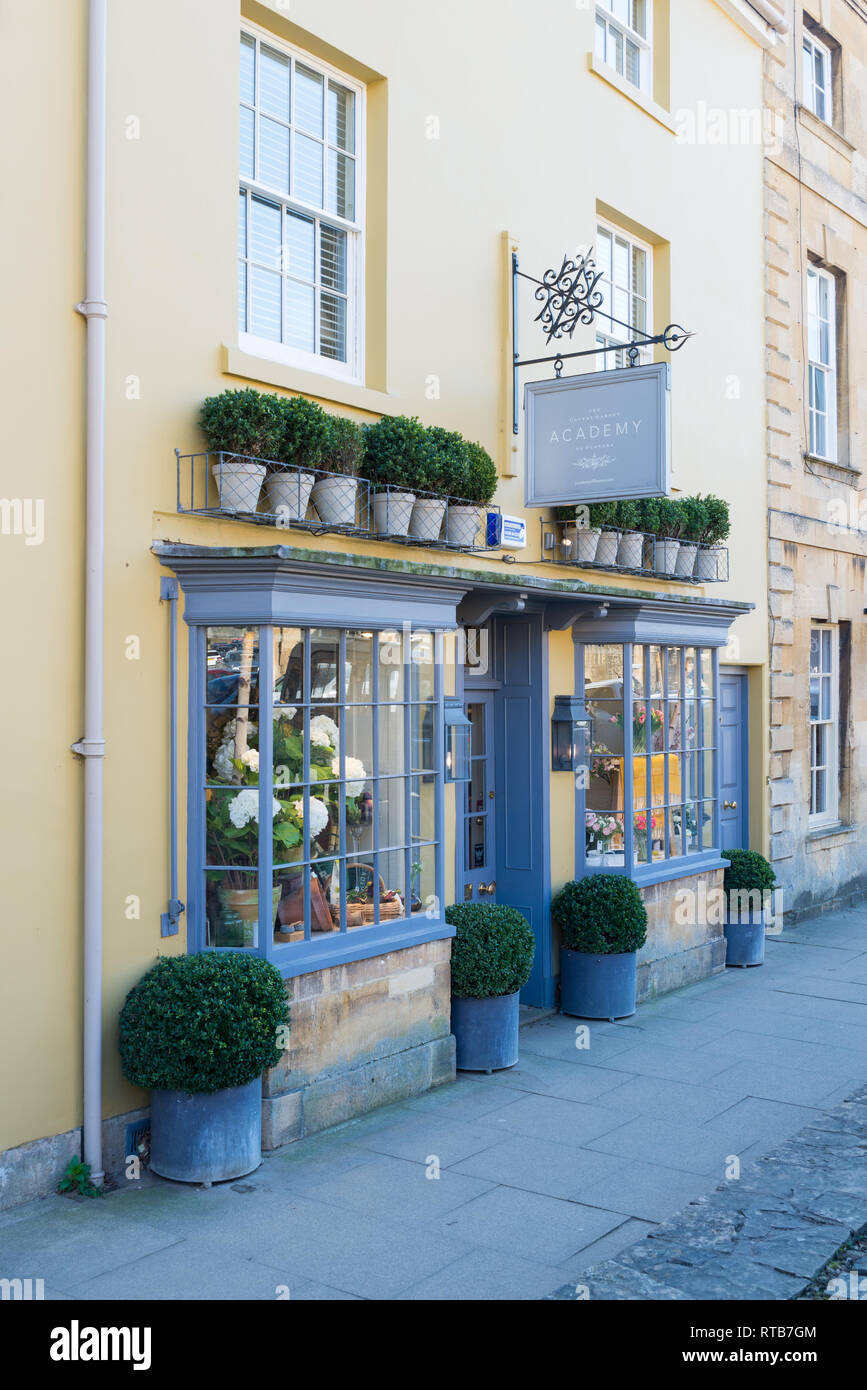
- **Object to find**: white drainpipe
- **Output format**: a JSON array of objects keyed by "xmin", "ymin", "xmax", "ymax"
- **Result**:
[{"xmin": 73, "ymin": 0, "xmax": 108, "ymax": 1186}]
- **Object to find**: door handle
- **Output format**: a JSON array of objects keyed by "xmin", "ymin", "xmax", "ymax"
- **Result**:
[
  {"xmin": 479, "ymin": 881, "xmax": 496, "ymax": 895},
  {"xmin": 723, "ymin": 800, "xmax": 737, "ymax": 810}
]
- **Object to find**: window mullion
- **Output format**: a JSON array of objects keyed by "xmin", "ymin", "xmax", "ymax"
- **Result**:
[
  {"xmin": 259, "ymin": 625, "xmax": 274, "ymax": 959},
  {"xmin": 338, "ymin": 631, "xmax": 347, "ymax": 933},
  {"xmin": 372, "ymin": 633, "xmax": 380, "ymax": 927},
  {"xmin": 302, "ymin": 630, "xmax": 311, "ymax": 939},
  {"xmin": 624, "ymin": 644, "xmax": 634, "ymax": 872}
]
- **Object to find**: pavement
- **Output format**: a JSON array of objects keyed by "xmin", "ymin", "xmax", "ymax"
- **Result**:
[{"xmin": 3, "ymin": 903, "xmax": 867, "ymax": 1301}]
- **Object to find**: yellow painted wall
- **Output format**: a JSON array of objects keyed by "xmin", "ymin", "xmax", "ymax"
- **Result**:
[{"xmin": 1, "ymin": 0, "xmax": 770, "ymax": 1152}]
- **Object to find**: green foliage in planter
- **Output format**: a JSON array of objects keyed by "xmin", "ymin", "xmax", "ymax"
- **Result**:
[
  {"xmin": 722, "ymin": 849, "xmax": 776, "ymax": 894},
  {"xmin": 459, "ymin": 440, "xmax": 499, "ymax": 505},
  {"xmin": 677, "ymin": 495, "xmax": 708, "ymax": 543},
  {"xmin": 322, "ymin": 415, "xmax": 365, "ymax": 476},
  {"xmin": 699, "ymin": 495, "xmax": 731, "ymax": 545},
  {"xmin": 552, "ymin": 874, "xmax": 648, "ymax": 955},
  {"xmin": 614, "ymin": 499, "xmax": 641, "ymax": 532},
  {"xmin": 119, "ymin": 953, "xmax": 289, "ymax": 1095},
  {"xmin": 445, "ymin": 903, "xmax": 535, "ymax": 999},
  {"xmin": 588, "ymin": 501, "xmax": 619, "ymax": 528},
  {"xmin": 200, "ymin": 388, "xmax": 284, "ymax": 460},
  {"xmin": 279, "ymin": 395, "xmax": 330, "ymax": 471},
  {"xmin": 426, "ymin": 426, "xmax": 468, "ymax": 497},
  {"xmin": 650, "ymin": 496, "xmax": 683, "ymax": 539},
  {"xmin": 361, "ymin": 414, "xmax": 432, "ymax": 491}
]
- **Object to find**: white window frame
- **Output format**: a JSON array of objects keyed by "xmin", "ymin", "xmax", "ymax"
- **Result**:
[
  {"xmin": 809, "ymin": 624, "xmax": 839, "ymax": 827},
  {"xmin": 802, "ymin": 30, "xmax": 832, "ymax": 125},
  {"xmin": 239, "ymin": 23, "xmax": 366, "ymax": 385},
  {"xmin": 594, "ymin": 218, "xmax": 653, "ymax": 370},
  {"xmin": 595, "ymin": 0, "xmax": 653, "ymax": 95},
  {"xmin": 806, "ymin": 264, "xmax": 838, "ymax": 462}
]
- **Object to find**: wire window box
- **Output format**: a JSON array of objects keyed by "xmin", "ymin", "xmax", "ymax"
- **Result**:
[
  {"xmin": 540, "ymin": 521, "xmax": 729, "ymax": 584},
  {"xmin": 175, "ymin": 452, "xmax": 501, "ymax": 554}
]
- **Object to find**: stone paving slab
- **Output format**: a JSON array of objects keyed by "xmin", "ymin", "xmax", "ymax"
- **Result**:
[{"xmin": 549, "ymin": 1086, "xmax": 867, "ymax": 1301}]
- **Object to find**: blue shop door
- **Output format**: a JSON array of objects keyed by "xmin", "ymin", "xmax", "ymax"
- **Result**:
[
  {"xmin": 719, "ymin": 671, "xmax": 749, "ymax": 851},
  {"xmin": 492, "ymin": 615, "xmax": 553, "ymax": 1007}
]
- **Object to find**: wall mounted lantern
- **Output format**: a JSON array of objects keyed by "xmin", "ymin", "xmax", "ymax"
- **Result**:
[
  {"xmin": 551, "ymin": 696, "xmax": 593, "ymax": 772},
  {"xmin": 444, "ymin": 697, "xmax": 472, "ymax": 782}
]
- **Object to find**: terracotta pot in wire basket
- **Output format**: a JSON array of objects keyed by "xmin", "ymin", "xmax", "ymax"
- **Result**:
[{"xmin": 329, "ymin": 868, "xmax": 405, "ymax": 928}]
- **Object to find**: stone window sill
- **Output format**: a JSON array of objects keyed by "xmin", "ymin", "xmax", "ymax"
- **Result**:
[
  {"xmin": 796, "ymin": 106, "xmax": 855, "ymax": 161},
  {"xmin": 221, "ymin": 343, "xmax": 394, "ymax": 418},
  {"xmin": 806, "ymin": 821, "xmax": 856, "ymax": 850},
  {"xmin": 804, "ymin": 454, "xmax": 860, "ymax": 484},
  {"xmin": 586, "ymin": 54, "xmax": 676, "ymax": 134}
]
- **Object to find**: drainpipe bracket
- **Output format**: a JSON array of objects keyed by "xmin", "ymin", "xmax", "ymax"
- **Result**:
[
  {"xmin": 161, "ymin": 899, "xmax": 186, "ymax": 938},
  {"xmin": 74, "ymin": 299, "xmax": 108, "ymax": 320},
  {"xmin": 71, "ymin": 737, "xmax": 106, "ymax": 759}
]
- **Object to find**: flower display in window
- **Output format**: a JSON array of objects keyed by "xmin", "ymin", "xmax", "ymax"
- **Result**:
[
  {"xmin": 332, "ymin": 754, "xmax": 368, "ymax": 798},
  {"xmin": 310, "ymin": 714, "xmax": 339, "ymax": 749},
  {"xmin": 292, "ymin": 796, "xmax": 329, "ymax": 839},
  {"xmin": 585, "ymin": 813, "xmax": 621, "ymax": 850}
]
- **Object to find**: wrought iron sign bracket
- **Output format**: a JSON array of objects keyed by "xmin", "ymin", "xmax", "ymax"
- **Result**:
[{"xmin": 511, "ymin": 248, "xmax": 693, "ymax": 434}]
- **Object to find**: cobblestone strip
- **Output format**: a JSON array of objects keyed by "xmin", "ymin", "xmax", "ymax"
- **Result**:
[{"xmin": 548, "ymin": 1086, "xmax": 867, "ymax": 1301}]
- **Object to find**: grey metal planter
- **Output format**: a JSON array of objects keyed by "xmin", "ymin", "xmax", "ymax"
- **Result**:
[
  {"xmin": 560, "ymin": 948, "xmax": 637, "ymax": 1021},
  {"xmin": 452, "ymin": 991, "xmax": 520, "ymax": 1072},
  {"xmin": 724, "ymin": 912, "xmax": 766, "ymax": 967},
  {"xmin": 149, "ymin": 1078, "xmax": 262, "ymax": 1184}
]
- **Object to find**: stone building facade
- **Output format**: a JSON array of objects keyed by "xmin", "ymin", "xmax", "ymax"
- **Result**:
[{"xmin": 763, "ymin": 0, "xmax": 867, "ymax": 916}]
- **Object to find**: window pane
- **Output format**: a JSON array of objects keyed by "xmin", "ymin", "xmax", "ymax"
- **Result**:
[
  {"xmin": 294, "ymin": 131, "xmax": 324, "ymax": 206},
  {"xmin": 206, "ymin": 869, "xmax": 260, "ymax": 948},
  {"xmin": 595, "ymin": 15, "xmax": 607, "ymax": 62},
  {"xmin": 259, "ymin": 116, "xmax": 291, "ymax": 194},
  {"xmin": 378, "ymin": 630, "xmax": 405, "ymax": 699},
  {"xmin": 250, "ymin": 265, "xmax": 282, "ymax": 340},
  {"xmin": 285, "ymin": 280, "xmax": 315, "ymax": 353},
  {"xmin": 625, "ymin": 39, "xmax": 641, "ymax": 87},
  {"xmin": 209, "ymin": 706, "xmax": 260, "ymax": 786},
  {"xmin": 259, "ymin": 44, "xmax": 291, "ymax": 121},
  {"xmin": 240, "ymin": 105, "xmax": 255, "ymax": 179},
  {"xmin": 285, "ymin": 210, "xmax": 315, "ymax": 282},
  {"xmin": 250, "ymin": 196, "xmax": 282, "ymax": 267},
  {"xmin": 238, "ymin": 195, "xmax": 247, "ymax": 332},
  {"xmin": 328, "ymin": 152, "xmax": 355, "ymax": 220},
  {"xmin": 295, "ymin": 63, "xmax": 324, "ymax": 135},
  {"xmin": 320, "ymin": 224, "xmax": 347, "ymax": 292},
  {"xmin": 328, "ymin": 82, "xmax": 355, "ymax": 153},
  {"xmin": 240, "ymin": 33, "xmax": 256, "ymax": 106},
  {"xmin": 378, "ymin": 706, "xmax": 406, "ymax": 775},
  {"xmin": 207, "ymin": 627, "xmax": 259, "ymax": 704},
  {"xmin": 631, "ymin": 0, "xmax": 647, "ymax": 39},
  {"xmin": 320, "ymin": 292, "xmax": 347, "ymax": 361}
]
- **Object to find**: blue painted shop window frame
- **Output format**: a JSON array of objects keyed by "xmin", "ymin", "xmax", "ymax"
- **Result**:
[
  {"xmin": 574, "ymin": 638, "xmax": 725, "ymax": 886},
  {"xmin": 186, "ymin": 621, "xmax": 450, "ymax": 978}
]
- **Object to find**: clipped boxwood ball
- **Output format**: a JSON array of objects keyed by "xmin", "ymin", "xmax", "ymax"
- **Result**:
[
  {"xmin": 445, "ymin": 903, "xmax": 535, "ymax": 999},
  {"xmin": 552, "ymin": 875, "xmax": 648, "ymax": 956},
  {"xmin": 722, "ymin": 850, "xmax": 776, "ymax": 894},
  {"xmin": 119, "ymin": 953, "xmax": 289, "ymax": 1095}
]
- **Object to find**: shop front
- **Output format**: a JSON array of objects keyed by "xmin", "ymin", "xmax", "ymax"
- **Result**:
[{"xmin": 156, "ymin": 545, "xmax": 751, "ymax": 1144}]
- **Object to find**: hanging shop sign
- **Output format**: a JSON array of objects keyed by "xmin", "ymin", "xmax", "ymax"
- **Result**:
[{"xmin": 524, "ymin": 362, "xmax": 671, "ymax": 508}]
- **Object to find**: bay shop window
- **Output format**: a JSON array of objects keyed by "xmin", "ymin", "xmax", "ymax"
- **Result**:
[
  {"xmin": 192, "ymin": 621, "xmax": 446, "ymax": 973},
  {"xmin": 578, "ymin": 641, "xmax": 721, "ymax": 878}
]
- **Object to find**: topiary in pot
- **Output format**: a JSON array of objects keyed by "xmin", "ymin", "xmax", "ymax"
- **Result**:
[
  {"xmin": 614, "ymin": 499, "xmax": 645, "ymax": 569},
  {"xmin": 694, "ymin": 494, "xmax": 731, "ymax": 580},
  {"xmin": 587, "ymin": 500, "xmax": 621, "ymax": 565},
  {"xmin": 311, "ymin": 414, "xmax": 365, "ymax": 527},
  {"xmin": 200, "ymin": 388, "xmax": 283, "ymax": 513},
  {"xmin": 553, "ymin": 874, "xmax": 648, "ymax": 1020},
  {"xmin": 674, "ymin": 495, "xmax": 706, "ymax": 576},
  {"xmin": 444, "ymin": 902, "xmax": 535, "ymax": 1071},
  {"xmin": 265, "ymin": 395, "xmax": 330, "ymax": 519},
  {"xmin": 651, "ymin": 496, "xmax": 683, "ymax": 574},
  {"xmin": 443, "ymin": 439, "xmax": 498, "ymax": 548},
  {"xmin": 721, "ymin": 850, "xmax": 776, "ymax": 966},
  {"xmin": 119, "ymin": 953, "xmax": 289, "ymax": 1183},
  {"xmin": 361, "ymin": 414, "xmax": 430, "ymax": 536}
]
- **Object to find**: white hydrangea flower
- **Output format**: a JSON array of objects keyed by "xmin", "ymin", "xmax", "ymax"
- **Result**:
[
  {"xmin": 331, "ymin": 754, "xmax": 367, "ymax": 798},
  {"xmin": 292, "ymin": 796, "xmax": 329, "ymax": 838},
  {"xmin": 310, "ymin": 714, "xmax": 339, "ymax": 749},
  {"xmin": 228, "ymin": 789, "xmax": 280, "ymax": 828},
  {"xmin": 242, "ymin": 748, "xmax": 259, "ymax": 772},
  {"xmin": 213, "ymin": 744, "xmax": 235, "ymax": 781}
]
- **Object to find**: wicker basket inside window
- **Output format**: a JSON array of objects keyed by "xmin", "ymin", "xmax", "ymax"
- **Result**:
[{"xmin": 329, "ymin": 869, "xmax": 404, "ymax": 927}]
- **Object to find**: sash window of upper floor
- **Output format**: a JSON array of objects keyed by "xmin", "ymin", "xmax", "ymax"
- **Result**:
[
  {"xmin": 238, "ymin": 28, "xmax": 364, "ymax": 382},
  {"xmin": 807, "ymin": 264, "xmax": 837, "ymax": 462},
  {"xmin": 595, "ymin": 219, "xmax": 652, "ymax": 370},
  {"xmin": 802, "ymin": 28, "xmax": 832, "ymax": 125},
  {"xmin": 595, "ymin": 0, "xmax": 651, "ymax": 94}
]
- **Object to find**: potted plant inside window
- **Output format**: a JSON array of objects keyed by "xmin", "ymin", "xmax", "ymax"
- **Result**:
[
  {"xmin": 311, "ymin": 414, "xmax": 365, "ymax": 526},
  {"xmin": 200, "ymin": 388, "xmax": 282, "ymax": 513},
  {"xmin": 360, "ymin": 413, "xmax": 427, "ymax": 538},
  {"xmin": 674, "ymin": 495, "xmax": 706, "ymax": 578},
  {"xmin": 444, "ymin": 439, "xmax": 498, "ymax": 548},
  {"xmin": 614, "ymin": 499, "xmax": 645, "ymax": 570},
  {"xmin": 553, "ymin": 874, "xmax": 648, "ymax": 1021},
  {"xmin": 266, "ymin": 395, "xmax": 329, "ymax": 521},
  {"xmin": 445, "ymin": 902, "xmax": 535, "ymax": 1072},
  {"xmin": 119, "ymin": 953, "xmax": 289, "ymax": 1185},
  {"xmin": 721, "ymin": 849, "xmax": 776, "ymax": 967},
  {"xmin": 694, "ymin": 495, "xmax": 731, "ymax": 580}
]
